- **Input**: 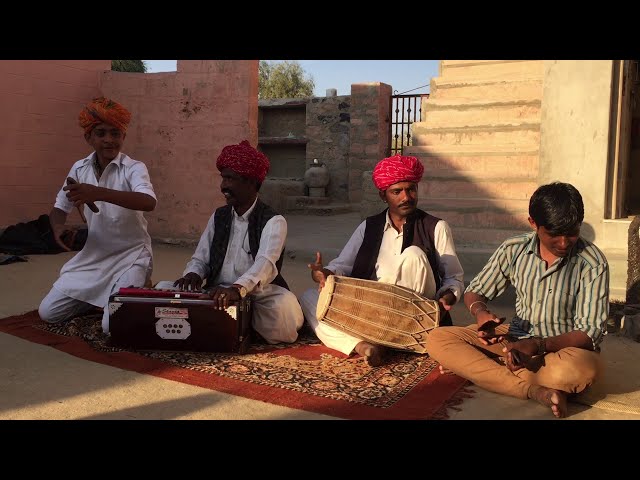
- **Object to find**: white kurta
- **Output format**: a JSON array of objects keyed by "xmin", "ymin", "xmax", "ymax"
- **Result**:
[
  {"xmin": 181, "ymin": 198, "xmax": 303, "ymax": 344},
  {"xmin": 52, "ymin": 152, "xmax": 156, "ymax": 307},
  {"xmin": 324, "ymin": 212, "xmax": 464, "ymax": 299},
  {"xmin": 299, "ymin": 211, "xmax": 465, "ymax": 355}
]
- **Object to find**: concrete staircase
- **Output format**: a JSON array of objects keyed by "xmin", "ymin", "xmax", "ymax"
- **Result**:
[
  {"xmin": 404, "ymin": 60, "xmax": 630, "ymax": 300},
  {"xmin": 404, "ymin": 60, "xmax": 544, "ymax": 255}
]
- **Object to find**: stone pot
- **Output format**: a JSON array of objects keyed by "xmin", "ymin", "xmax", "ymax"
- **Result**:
[{"xmin": 304, "ymin": 159, "xmax": 330, "ymax": 189}]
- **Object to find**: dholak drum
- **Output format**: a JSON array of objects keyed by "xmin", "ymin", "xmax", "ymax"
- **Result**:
[{"xmin": 316, "ymin": 275, "xmax": 440, "ymax": 354}]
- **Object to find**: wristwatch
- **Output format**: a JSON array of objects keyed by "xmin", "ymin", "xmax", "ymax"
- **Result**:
[{"xmin": 233, "ymin": 285, "xmax": 248, "ymax": 299}]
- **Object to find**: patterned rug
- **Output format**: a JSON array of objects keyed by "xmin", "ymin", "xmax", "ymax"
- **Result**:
[{"xmin": 0, "ymin": 311, "xmax": 473, "ymax": 420}]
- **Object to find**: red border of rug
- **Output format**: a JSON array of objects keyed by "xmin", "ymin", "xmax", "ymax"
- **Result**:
[{"xmin": 1, "ymin": 311, "xmax": 472, "ymax": 420}]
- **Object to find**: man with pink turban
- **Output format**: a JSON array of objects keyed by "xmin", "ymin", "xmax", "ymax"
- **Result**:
[
  {"xmin": 39, "ymin": 97, "xmax": 157, "ymax": 333},
  {"xmin": 173, "ymin": 140, "xmax": 304, "ymax": 345},
  {"xmin": 299, "ymin": 154, "xmax": 464, "ymax": 366}
]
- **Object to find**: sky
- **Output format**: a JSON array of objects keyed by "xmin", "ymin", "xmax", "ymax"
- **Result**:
[{"xmin": 143, "ymin": 60, "xmax": 440, "ymax": 97}]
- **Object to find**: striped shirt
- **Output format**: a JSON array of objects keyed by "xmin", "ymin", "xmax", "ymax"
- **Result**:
[{"xmin": 465, "ymin": 232, "xmax": 610, "ymax": 349}]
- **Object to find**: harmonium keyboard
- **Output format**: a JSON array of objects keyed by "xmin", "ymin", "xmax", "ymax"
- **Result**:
[{"xmin": 107, "ymin": 287, "xmax": 252, "ymax": 353}]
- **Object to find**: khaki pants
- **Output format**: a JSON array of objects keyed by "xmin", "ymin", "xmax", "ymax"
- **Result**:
[{"xmin": 425, "ymin": 324, "xmax": 603, "ymax": 399}]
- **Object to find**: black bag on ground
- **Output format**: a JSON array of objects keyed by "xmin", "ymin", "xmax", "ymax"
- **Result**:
[{"xmin": 0, "ymin": 214, "xmax": 87, "ymax": 255}]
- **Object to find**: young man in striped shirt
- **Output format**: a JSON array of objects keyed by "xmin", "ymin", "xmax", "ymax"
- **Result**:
[{"xmin": 426, "ymin": 182, "xmax": 609, "ymax": 418}]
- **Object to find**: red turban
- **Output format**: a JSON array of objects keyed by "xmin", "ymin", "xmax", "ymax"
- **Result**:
[
  {"xmin": 216, "ymin": 140, "xmax": 270, "ymax": 183},
  {"xmin": 372, "ymin": 154, "xmax": 424, "ymax": 190},
  {"xmin": 78, "ymin": 97, "xmax": 131, "ymax": 135}
]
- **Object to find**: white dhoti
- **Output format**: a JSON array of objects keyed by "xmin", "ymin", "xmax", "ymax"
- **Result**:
[
  {"xmin": 39, "ymin": 250, "xmax": 153, "ymax": 333},
  {"xmin": 250, "ymin": 284, "xmax": 304, "ymax": 344},
  {"xmin": 299, "ymin": 246, "xmax": 436, "ymax": 355}
]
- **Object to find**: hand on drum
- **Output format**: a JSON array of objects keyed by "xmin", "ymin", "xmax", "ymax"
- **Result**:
[
  {"xmin": 437, "ymin": 290, "xmax": 456, "ymax": 312},
  {"xmin": 308, "ymin": 251, "xmax": 331, "ymax": 291}
]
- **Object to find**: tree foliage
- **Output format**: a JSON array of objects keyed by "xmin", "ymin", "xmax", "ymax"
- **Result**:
[
  {"xmin": 259, "ymin": 60, "xmax": 315, "ymax": 99},
  {"xmin": 111, "ymin": 60, "xmax": 147, "ymax": 73}
]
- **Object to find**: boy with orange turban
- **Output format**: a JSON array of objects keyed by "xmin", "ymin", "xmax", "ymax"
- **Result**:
[
  {"xmin": 299, "ymin": 154, "xmax": 464, "ymax": 366},
  {"xmin": 39, "ymin": 97, "xmax": 157, "ymax": 333}
]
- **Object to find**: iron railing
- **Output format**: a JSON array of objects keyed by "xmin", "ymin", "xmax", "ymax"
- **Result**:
[{"xmin": 389, "ymin": 93, "xmax": 429, "ymax": 156}]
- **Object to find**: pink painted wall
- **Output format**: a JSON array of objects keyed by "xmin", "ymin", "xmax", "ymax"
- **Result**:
[
  {"xmin": 100, "ymin": 60, "xmax": 258, "ymax": 241},
  {"xmin": 0, "ymin": 60, "xmax": 110, "ymax": 227},
  {"xmin": 0, "ymin": 60, "xmax": 258, "ymax": 243}
]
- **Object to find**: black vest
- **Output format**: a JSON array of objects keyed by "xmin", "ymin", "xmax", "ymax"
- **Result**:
[
  {"xmin": 205, "ymin": 199, "xmax": 289, "ymax": 290},
  {"xmin": 351, "ymin": 208, "xmax": 452, "ymax": 326}
]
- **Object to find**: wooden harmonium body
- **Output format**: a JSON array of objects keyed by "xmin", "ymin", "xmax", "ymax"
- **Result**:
[{"xmin": 108, "ymin": 287, "xmax": 252, "ymax": 353}]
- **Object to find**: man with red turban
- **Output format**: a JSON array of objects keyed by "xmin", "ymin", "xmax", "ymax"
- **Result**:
[
  {"xmin": 299, "ymin": 154, "xmax": 464, "ymax": 366},
  {"xmin": 39, "ymin": 97, "xmax": 157, "ymax": 333},
  {"xmin": 173, "ymin": 140, "xmax": 304, "ymax": 344}
]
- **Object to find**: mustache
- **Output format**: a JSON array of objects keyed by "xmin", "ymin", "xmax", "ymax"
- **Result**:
[{"xmin": 398, "ymin": 201, "xmax": 416, "ymax": 208}]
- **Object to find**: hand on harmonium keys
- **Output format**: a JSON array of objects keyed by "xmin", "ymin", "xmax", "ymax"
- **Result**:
[{"xmin": 173, "ymin": 272, "xmax": 203, "ymax": 292}]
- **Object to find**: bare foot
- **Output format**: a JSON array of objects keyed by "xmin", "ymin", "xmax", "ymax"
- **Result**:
[
  {"xmin": 528, "ymin": 385, "xmax": 568, "ymax": 418},
  {"xmin": 438, "ymin": 365, "xmax": 454, "ymax": 375},
  {"xmin": 355, "ymin": 341, "xmax": 387, "ymax": 367}
]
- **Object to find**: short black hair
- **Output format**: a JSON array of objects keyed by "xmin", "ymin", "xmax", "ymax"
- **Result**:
[{"xmin": 529, "ymin": 182, "xmax": 584, "ymax": 235}]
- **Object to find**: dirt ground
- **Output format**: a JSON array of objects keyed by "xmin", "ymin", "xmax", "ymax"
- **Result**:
[{"xmin": 1, "ymin": 212, "xmax": 639, "ymax": 420}]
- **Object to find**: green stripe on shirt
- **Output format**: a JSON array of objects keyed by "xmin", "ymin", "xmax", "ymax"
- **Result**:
[{"xmin": 465, "ymin": 232, "xmax": 610, "ymax": 348}]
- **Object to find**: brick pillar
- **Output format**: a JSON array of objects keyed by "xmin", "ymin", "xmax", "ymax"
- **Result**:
[{"xmin": 348, "ymin": 83, "xmax": 391, "ymax": 204}]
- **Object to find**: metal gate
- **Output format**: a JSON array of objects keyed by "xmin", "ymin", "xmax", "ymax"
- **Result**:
[{"xmin": 389, "ymin": 93, "xmax": 429, "ymax": 156}]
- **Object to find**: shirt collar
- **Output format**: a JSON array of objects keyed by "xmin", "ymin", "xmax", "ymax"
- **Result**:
[
  {"xmin": 525, "ymin": 232, "xmax": 538, "ymax": 255},
  {"xmin": 526, "ymin": 231, "xmax": 586, "ymax": 263},
  {"xmin": 384, "ymin": 209, "xmax": 394, "ymax": 232},
  {"xmin": 233, "ymin": 197, "xmax": 259, "ymax": 221},
  {"xmin": 83, "ymin": 152, "xmax": 125, "ymax": 168}
]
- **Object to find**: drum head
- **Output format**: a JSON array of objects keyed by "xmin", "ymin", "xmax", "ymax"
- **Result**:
[{"xmin": 316, "ymin": 274, "xmax": 336, "ymax": 320}]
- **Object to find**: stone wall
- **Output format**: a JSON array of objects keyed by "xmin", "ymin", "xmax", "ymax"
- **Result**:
[
  {"xmin": 306, "ymin": 95, "xmax": 351, "ymax": 202},
  {"xmin": 348, "ymin": 83, "xmax": 392, "ymax": 205},
  {"xmin": 258, "ymin": 83, "xmax": 392, "ymax": 211},
  {"xmin": 360, "ymin": 170, "xmax": 383, "ymax": 219}
]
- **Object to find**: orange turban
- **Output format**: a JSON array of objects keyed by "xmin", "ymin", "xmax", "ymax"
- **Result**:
[
  {"xmin": 216, "ymin": 140, "xmax": 270, "ymax": 183},
  {"xmin": 78, "ymin": 97, "xmax": 131, "ymax": 135},
  {"xmin": 372, "ymin": 154, "xmax": 424, "ymax": 191}
]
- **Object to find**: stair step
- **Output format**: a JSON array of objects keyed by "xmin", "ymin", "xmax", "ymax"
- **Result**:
[
  {"xmin": 441, "ymin": 60, "xmax": 545, "ymax": 81},
  {"xmin": 421, "ymin": 98, "xmax": 541, "ymax": 128},
  {"xmin": 405, "ymin": 152, "xmax": 539, "ymax": 180},
  {"xmin": 432, "ymin": 77, "xmax": 543, "ymax": 102},
  {"xmin": 456, "ymin": 246, "xmax": 507, "ymax": 281},
  {"xmin": 450, "ymin": 226, "xmax": 530, "ymax": 248},
  {"xmin": 420, "ymin": 197, "xmax": 530, "ymax": 213},
  {"xmin": 426, "ymin": 208, "xmax": 530, "ymax": 230},
  {"xmin": 426, "ymin": 98, "xmax": 542, "ymax": 109},
  {"xmin": 286, "ymin": 202, "xmax": 355, "ymax": 216},
  {"xmin": 419, "ymin": 178, "xmax": 538, "ymax": 201},
  {"xmin": 608, "ymin": 252, "xmax": 629, "ymax": 303},
  {"xmin": 412, "ymin": 122, "xmax": 540, "ymax": 147},
  {"xmin": 285, "ymin": 195, "xmax": 331, "ymax": 209},
  {"xmin": 405, "ymin": 144, "xmax": 539, "ymax": 156}
]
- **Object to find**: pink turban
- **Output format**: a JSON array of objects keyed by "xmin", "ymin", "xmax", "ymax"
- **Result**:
[
  {"xmin": 78, "ymin": 97, "xmax": 131, "ymax": 134},
  {"xmin": 372, "ymin": 154, "xmax": 424, "ymax": 190},
  {"xmin": 216, "ymin": 140, "xmax": 270, "ymax": 183}
]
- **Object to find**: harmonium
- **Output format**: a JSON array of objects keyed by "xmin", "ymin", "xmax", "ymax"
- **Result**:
[{"xmin": 107, "ymin": 287, "xmax": 252, "ymax": 353}]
